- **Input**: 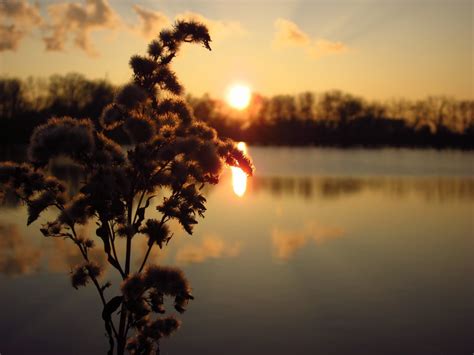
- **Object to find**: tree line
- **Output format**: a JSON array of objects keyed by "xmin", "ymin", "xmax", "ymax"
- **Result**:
[
  {"xmin": 1, "ymin": 74, "xmax": 473, "ymax": 148},
  {"xmin": 188, "ymin": 91, "xmax": 474, "ymax": 149},
  {"xmin": 0, "ymin": 74, "xmax": 114, "ymax": 145}
]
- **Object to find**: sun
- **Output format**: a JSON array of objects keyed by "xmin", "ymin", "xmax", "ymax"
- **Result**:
[{"xmin": 226, "ymin": 84, "xmax": 251, "ymax": 110}]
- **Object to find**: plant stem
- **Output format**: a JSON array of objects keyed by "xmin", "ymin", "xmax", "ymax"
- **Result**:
[
  {"xmin": 106, "ymin": 221, "xmax": 125, "ymax": 278},
  {"xmin": 68, "ymin": 223, "xmax": 119, "ymax": 339},
  {"xmin": 117, "ymin": 305, "xmax": 128, "ymax": 355},
  {"xmin": 118, "ymin": 195, "xmax": 134, "ymax": 354},
  {"xmin": 137, "ymin": 214, "xmax": 169, "ymax": 273},
  {"xmin": 125, "ymin": 195, "xmax": 133, "ymax": 275},
  {"xmin": 138, "ymin": 243, "xmax": 153, "ymax": 273}
]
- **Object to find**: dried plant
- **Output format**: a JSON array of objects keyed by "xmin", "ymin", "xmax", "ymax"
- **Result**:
[{"xmin": 0, "ymin": 20, "xmax": 253, "ymax": 355}]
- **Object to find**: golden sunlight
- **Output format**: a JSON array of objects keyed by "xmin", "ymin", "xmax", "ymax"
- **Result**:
[
  {"xmin": 226, "ymin": 84, "xmax": 251, "ymax": 110},
  {"xmin": 231, "ymin": 142, "xmax": 248, "ymax": 197}
]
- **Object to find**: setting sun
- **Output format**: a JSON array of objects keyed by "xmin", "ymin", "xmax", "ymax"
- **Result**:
[{"xmin": 226, "ymin": 84, "xmax": 251, "ymax": 110}]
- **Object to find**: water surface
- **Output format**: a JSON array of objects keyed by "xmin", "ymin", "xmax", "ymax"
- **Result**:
[{"xmin": 1, "ymin": 147, "xmax": 473, "ymax": 354}]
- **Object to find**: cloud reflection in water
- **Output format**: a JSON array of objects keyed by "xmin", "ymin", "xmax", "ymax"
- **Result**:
[
  {"xmin": 272, "ymin": 222, "xmax": 345, "ymax": 261},
  {"xmin": 0, "ymin": 222, "xmax": 107, "ymax": 276},
  {"xmin": 0, "ymin": 224, "xmax": 41, "ymax": 276},
  {"xmin": 175, "ymin": 235, "xmax": 241, "ymax": 265}
]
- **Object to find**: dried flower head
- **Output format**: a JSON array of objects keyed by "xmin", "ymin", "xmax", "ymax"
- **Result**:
[
  {"xmin": 116, "ymin": 83, "xmax": 148, "ymax": 110},
  {"xmin": 123, "ymin": 116, "xmax": 156, "ymax": 144},
  {"xmin": 58, "ymin": 193, "xmax": 93, "ymax": 225},
  {"xmin": 129, "ymin": 55, "xmax": 158, "ymax": 77},
  {"xmin": 141, "ymin": 219, "xmax": 171, "ymax": 248},
  {"xmin": 143, "ymin": 316, "xmax": 181, "ymax": 339},
  {"xmin": 100, "ymin": 103, "xmax": 124, "ymax": 130},
  {"xmin": 70, "ymin": 261, "xmax": 102, "ymax": 289},
  {"xmin": 28, "ymin": 117, "xmax": 95, "ymax": 167},
  {"xmin": 147, "ymin": 40, "xmax": 163, "ymax": 58}
]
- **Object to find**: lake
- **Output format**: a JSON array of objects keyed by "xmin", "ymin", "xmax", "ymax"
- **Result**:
[{"xmin": 1, "ymin": 147, "xmax": 473, "ymax": 355}]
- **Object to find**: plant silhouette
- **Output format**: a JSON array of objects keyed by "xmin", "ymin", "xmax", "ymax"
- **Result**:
[{"xmin": 0, "ymin": 20, "xmax": 253, "ymax": 355}]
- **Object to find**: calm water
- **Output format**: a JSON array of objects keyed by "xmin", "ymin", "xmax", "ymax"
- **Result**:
[{"xmin": 1, "ymin": 147, "xmax": 473, "ymax": 355}]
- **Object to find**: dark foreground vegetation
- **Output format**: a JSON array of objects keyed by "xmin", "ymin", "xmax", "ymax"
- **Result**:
[
  {"xmin": 1, "ymin": 74, "xmax": 473, "ymax": 149},
  {"xmin": 1, "ymin": 21, "xmax": 253, "ymax": 355}
]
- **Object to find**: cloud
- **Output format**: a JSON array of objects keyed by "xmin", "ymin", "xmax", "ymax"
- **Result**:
[
  {"xmin": 47, "ymin": 235, "xmax": 107, "ymax": 273},
  {"xmin": 311, "ymin": 39, "xmax": 348, "ymax": 58},
  {"xmin": 43, "ymin": 0, "xmax": 120, "ymax": 56},
  {"xmin": 176, "ymin": 11, "xmax": 246, "ymax": 41},
  {"xmin": 175, "ymin": 235, "xmax": 241, "ymax": 265},
  {"xmin": 0, "ymin": 0, "xmax": 41, "ymax": 25},
  {"xmin": 1, "ymin": 1, "xmax": 245, "ymax": 55},
  {"xmin": 0, "ymin": 222, "xmax": 106, "ymax": 276},
  {"xmin": 0, "ymin": 223, "xmax": 41, "ymax": 276},
  {"xmin": 131, "ymin": 8, "xmax": 245, "ymax": 42},
  {"xmin": 0, "ymin": 0, "xmax": 42, "ymax": 51},
  {"xmin": 273, "ymin": 18, "xmax": 348, "ymax": 59},
  {"xmin": 274, "ymin": 18, "xmax": 310, "ymax": 47},
  {"xmin": 132, "ymin": 4, "xmax": 170, "ymax": 40},
  {"xmin": 0, "ymin": 25, "xmax": 24, "ymax": 51},
  {"xmin": 272, "ymin": 222, "xmax": 345, "ymax": 261}
]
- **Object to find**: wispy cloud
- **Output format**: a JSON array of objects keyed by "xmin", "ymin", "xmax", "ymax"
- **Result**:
[
  {"xmin": 175, "ymin": 235, "xmax": 241, "ymax": 265},
  {"xmin": 0, "ymin": 0, "xmax": 42, "ymax": 51},
  {"xmin": 131, "ymin": 8, "xmax": 245, "ymax": 42},
  {"xmin": 273, "ymin": 18, "xmax": 348, "ymax": 59},
  {"xmin": 273, "ymin": 18, "xmax": 310, "ymax": 47},
  {"xmin": 132, "ymin": 4, "xmax": 169, "ymax": 40},
  {"xmin": 43, "ymin": 0, "xmax": 120, "ymax": 56},
  {"xmin": 0, "ymin": 222, "xmax": 107, "ymax": 276},
  {"xmin": 1, "ymin": 1, "xmax": 245, "ymax": 56},
  {"xmin": 176, "ymin": 11, "xmax": 246, "ymax": 41},
  {"xmin": 311, "ymin": 38, "xmax": 347, "ymax": 58},
  {"xmin": 48, "ymin": 233, "xmax": 107, "ymax": 273},
  {"xmin": 272, "ymin": 221, "xmax": 345, "ymax": 261}
]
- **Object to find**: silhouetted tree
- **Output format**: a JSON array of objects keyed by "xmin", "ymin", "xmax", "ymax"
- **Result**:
[
  {"xmin": 297, "ymin": 91, "xmax": 315, "ymax": 121},
  {"xmin": 47, "ymin": 73, "xmax": 114, "ymax": 119},
  {"xmin": 1, "ymin": 75, "xmax": 473, "ymax": 149},
  {"xmin": 23, "ymin": 76, "xmax": 50, "ymax": 112},
  {"xmin": 0, "ymin": 77, "xmax": 25, "ymax": 119},
  {"xmin": 0, "ymin": 21, "xmax": 253, "ymax": 355}
]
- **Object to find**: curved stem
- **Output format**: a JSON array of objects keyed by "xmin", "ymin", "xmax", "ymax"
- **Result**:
[
  {"xmin": 138, "ymin": 243, "xmax": 153, "ymax": 273},
  {"xmin": 105, "ymin": 221, "xmax": 125, "ymax": 278}
]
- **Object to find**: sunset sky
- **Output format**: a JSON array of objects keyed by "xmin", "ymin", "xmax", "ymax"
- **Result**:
[{"xmin": 0, "ymin": 0, "xmax": 472, "ymax": 100}]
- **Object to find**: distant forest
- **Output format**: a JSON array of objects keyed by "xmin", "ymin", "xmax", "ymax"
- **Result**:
[{"xmin": 1, "ymin": 73, "xmax": 473, "ymax": 149}]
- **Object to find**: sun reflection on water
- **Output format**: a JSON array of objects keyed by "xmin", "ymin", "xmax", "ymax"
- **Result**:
[{"xmin": 231, "ymin": 142, "xmax": 248, "ymax": 197}]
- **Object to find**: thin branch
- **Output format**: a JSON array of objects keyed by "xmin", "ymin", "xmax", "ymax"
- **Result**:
[
  {"xmin": 138, "ymin": 214, "xmax": 170, "ymax": 273},
  {"xmin": 138, "ymin": 243, "xmax": 153, "ymax": 273},
  {"xmin": 108, "ymin": 221, "xmax": 122, "ymax": 269},
  {"xmin": 132, "ymin": 189, "xmax": 146, "ymax": 227},
  {"xmin": 105, "ymin": 220, "xmax": 125, "ymax": 278},
  {"xmin": 68, "ymin": 222, "xmax": 119, "ymax": 339},
  {"xmin": 131, "ymin": 159, "xmax": 172, "ymax": 228}
]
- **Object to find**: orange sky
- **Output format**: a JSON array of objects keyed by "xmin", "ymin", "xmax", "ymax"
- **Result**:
[{"xmin": 0, "ymin": 0, "xmax": 472, "ymax": 100}]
